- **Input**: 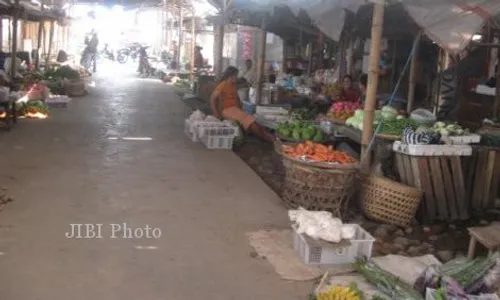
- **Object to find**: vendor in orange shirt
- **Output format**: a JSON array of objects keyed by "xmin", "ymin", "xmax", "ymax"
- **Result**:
[
  {"xmin": 210, "ymin": 66, "xmax": 275, "ymax": 143},
  {"xmin": 339, "ymin": 75, "xmax": 361, "ymax": 103}
]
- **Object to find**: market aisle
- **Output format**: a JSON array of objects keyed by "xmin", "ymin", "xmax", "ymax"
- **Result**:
[{"xmin": 0, "ymin": 68, "xmax": 310, "ymax": 299}]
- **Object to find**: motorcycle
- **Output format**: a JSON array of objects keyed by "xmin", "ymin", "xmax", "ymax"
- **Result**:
[
  {"xmin": 116, "ymin": 42, "xmax": 142, "ymax": 64},
  {"xmin": 100, "ymin": 43, "xmax": 115, "ymax": 61}
]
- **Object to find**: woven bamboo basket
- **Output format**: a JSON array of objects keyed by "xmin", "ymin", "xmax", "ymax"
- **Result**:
[
  {"xmin": 281, "ymin": 156, "xmax": 358, "ymax": 217},
  {"xmin": 360, "ymin": 175, "xmax": 422, "ymax": 227},
  {"xmin": 64, "ymin": 79, "xmax": 86, "ymax": 97}
]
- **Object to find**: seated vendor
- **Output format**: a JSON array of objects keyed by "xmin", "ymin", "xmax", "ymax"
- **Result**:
[
  {"xmin": 358, "ymin": 74, "xmax": 368, "ymax": 103},
  {"xmin": 210, "ymin": 66, "xmax": 275, "ymax": 143},
  {"xmin": 339, "ymin": 75, "xmax": 361, "ymax": 103}
]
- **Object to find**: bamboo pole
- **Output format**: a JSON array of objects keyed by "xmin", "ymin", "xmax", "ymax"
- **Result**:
[
  {"xmin": 8, "ymin": 17, "xmax": 11, "ymax": 52},
  {"xmin": 10, "ymin": 3, "xmax": 19, "ymax": 80},
  {"xmin": 255, "ymin": 14, "xmax": 267, "ymax": 105},
  {"xmin": 0, "ymin": 18, "xmax": 3, "ymax": 51},
  {"xmin": 35, "ymin": 18, "xmax": 44, "ymax": 70},
  {"xmin": 178, "ymin": 6, "xmax": 183, "ymax": 70},
  {"xmin": 406, "ymin": 33, "xmax": 421, "ymax": 114},
  {"xmin": 347, "ymin": 34, "xmax": 355, "ymax": 75},
  {"xmin": 215, "ymin": 0, "xmax": 227, "ymax": 78},
  {"xmin": 360, "ymin": 0, "xmax": 385, "ymax": 166},
  {"xmin": 45, "ymin": 20, "xmax": 54, "ymax": 67},
  {"xmin": 190, "ymin": 16, "xmax": 195, "ymax": 81},
  {"xmin": 493, "ymin": 49, "xmax": 500, "ymax": 118}
]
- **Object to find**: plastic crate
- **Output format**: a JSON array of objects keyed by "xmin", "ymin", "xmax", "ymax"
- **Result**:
[
  {"xmin": 425, "ymin": 288, "xmax": 499, "ymax": 300},
  {"xmin": 46, "ymin": 95, "xmax": 71, "ymax": 108},
  {"xmin": 293, "ymin": 224, "xmax": 375, "ymax": 266},
  {"xmin": 242, "ymin": 101, "xmax": 256, "ymax": 114},
  {"xmin": 184, "ymin": 119, "xmax": 198, "ymax": 142},
  {"xmin": 201, "ymin": 135, "xmax": 234, "ymax": 150},
  {"xmin": 392, "ymin": 141, "xmax": 472, "ymax": 156},
  {"xmin": 196, "ymin": 122, "xmax": 238, "ymax": 138},
  {"xmin": 446, "ymin": 134, "xmax": 481, "ymax": 145},
  {"xmin": 256, "ymin": 105, "xmax": 291, "ymax": 116}
]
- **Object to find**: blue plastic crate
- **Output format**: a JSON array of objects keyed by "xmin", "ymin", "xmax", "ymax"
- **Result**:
[{"xmin": 242, "ymin": 101, "xmax": 256, "ymax": 114}]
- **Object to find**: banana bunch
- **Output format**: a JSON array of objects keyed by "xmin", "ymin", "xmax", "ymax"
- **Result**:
[{"xmin": 317, "ymin": 285, "xmax": 362, "ymax": 300}]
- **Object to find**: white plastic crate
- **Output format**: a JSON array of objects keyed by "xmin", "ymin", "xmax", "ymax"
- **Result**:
[
  {"xmin": 293, "ymin": 224, "xmax": 375, "ymax": 266},
  {"xmin": 256, "ymin": 105, "xmax": 290, "ymax": 116},
  {"xmin": 393, "ymin": 141, "xmax": 472, "ymax": 156},
  {"xmin": 201, "ymin": 135, "xmax": 234, "ymax": 150},
  {"xmin": 184, "ymin": 119, "xmax": 198, "ymax": 142},
  {"xmin": 196, "ymin": 122, "xmax": 238, "ymax": 138},
  {"xmin": 46, "ymin": 95, "xmax": 71, "ymax": 108},
  {"xmin": 445, "ymin": 134, "xmax": 481, "ymax": 145},
  {"xmin": 425, "ymin": 288, "xmax": 499, "ymax": 300}
]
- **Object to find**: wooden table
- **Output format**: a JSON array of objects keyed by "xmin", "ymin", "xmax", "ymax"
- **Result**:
[{"xmin": 468, "ymin": 224, "xmax": 500, "ymax": 258}]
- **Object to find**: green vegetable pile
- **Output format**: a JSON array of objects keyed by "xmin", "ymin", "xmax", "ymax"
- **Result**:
[
  {"xmin": 354, "ymin": 259, "xmax": 424, "ymax": 300},
  {"xmin": 291, "ymin": 107, "xmax": 318, "ymax": 121},
  {"xmin": 346, "ymin": 106, "xmax": 404, "ymax": 131},
  {"xmin": 44, "ymin": 66, "xmax": 80, "ymax": 80},
  {"xmin": 173, "ymin": 79, "xmax": 191, "ymax": 90},
  {"xmin": 427, "ymin": 122, "xmax": 469, "ymax": 137},
  {"xmin": 378, "ymin": 118, "xmax": 418, "ymax": 135},
  {"xmin": 277, "ymin": 121, "xmax": 324, "ymax": 142}
]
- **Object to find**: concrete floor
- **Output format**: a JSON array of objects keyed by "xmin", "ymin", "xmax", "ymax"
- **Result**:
[{"xmin": 0, "ymin": 67, "xmax": 311, "ymax": 299}]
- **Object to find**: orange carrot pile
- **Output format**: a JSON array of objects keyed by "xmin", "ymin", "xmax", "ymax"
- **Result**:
[{"xmin": 283, "ymin": 141, "xmax": 357, "ymax": 164}]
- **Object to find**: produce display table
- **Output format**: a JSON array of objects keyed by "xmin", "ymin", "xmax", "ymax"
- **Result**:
[
  {"xmin": 467, "ymin": 224, "xmax": 500, "ymax": 258},
  {"xmin": 395, "ymin": 153, "xmax": 469, "ymax": 222}
]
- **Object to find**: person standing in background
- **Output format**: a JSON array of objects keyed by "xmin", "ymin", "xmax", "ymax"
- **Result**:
[{"xmin": 241, "ymin": 59, "xmax": 255, "ymax": 86}]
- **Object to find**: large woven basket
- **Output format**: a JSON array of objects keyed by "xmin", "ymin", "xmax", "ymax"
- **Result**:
[
  {"xmin": 64, "ymin": 79, "xmax": 86, "ymax": 97},
  {"xmin": 281, "ymin": 156, "xmax": 358, "ymax": 217},
  {"xmin": 360, "ymin": 175, "xmax": 422, "ymax": 227}
]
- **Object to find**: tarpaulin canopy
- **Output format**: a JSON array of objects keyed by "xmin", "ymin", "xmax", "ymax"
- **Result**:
[
  {"xmin": 296, "ymin": 0, "xmax": 500, "ymax": 54},
  {"xmin": 213, "ymin": 0, "xmax": 500, "ymax": 54}
]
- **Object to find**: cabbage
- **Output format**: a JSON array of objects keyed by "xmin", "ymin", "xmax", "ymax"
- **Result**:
[
  {"xmin": 354, "ymin": 109, "xmax": 364, "ymax": 119},
  {"xmin": 396, "ymin": 115, "xmax": 404, "ymax": 120},
  {"xmin": 345, "ymin": 117, "xmax": 356, "ymax": 127},
  {"xmin": 374, "ymin": 110, "xmax": 382, "ymax": 120},
  {"xmin": 381, "ymin": 105, "xmax": 398, "ymax": 114},
  {"xmin": 434, "ymin": 121, "xmax": 446, "ymax": 128},
  {"xmin": 381, "ymin": 110, "xmax": 397, "ymax": 121}
]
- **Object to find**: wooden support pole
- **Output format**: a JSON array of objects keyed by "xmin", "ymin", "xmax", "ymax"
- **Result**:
[
  {"xmin": 255, "ymin": 15, "xmax": 267, "ymax": 105},
  {"xmin": 45, "ymin": 20, "xmax": 54, "ymax": 67},
  {"xmin": 407, "ymin": 33, "xmax": 421, "ymax": 114},
  {"xmin": 190, "ymin": 16, "xmax": 195, "ymax": 81},
  {"xmin": 0, "ymin": 17, "xmax": 3, "ymax": 51},
  {"xmin": 361, "ymin": 0, "xmax": 385, "ymax": 167},
  {"xmin": 10, "ymin": 4, "xmax": 19, "ymax": 80},
  {"xmin": 493, "ymin": 49, "xmax": 500, "ymax": 118},
  {"xmin": 347, "ymin": 34, "xmax": 355, "ymax": 75},
  {"xmin": 215, "ymin": 0, "xmax": 227, "ymax": 78},
  {"xmin": 35, "ymin": 20, "xmax": 44, "ymax": 69},
  {"xmin": 178, "ymin": 6, "xmax": 183, "ymax": 71}
]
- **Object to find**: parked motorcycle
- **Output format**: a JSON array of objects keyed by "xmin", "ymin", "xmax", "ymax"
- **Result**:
[
  {"xmin": 100, "ymin": 43, "xmax": 115, "ymax": 61},
  {"xmin": 116, "ymin": 42, "xmax": 142, "ymax": 64}
]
